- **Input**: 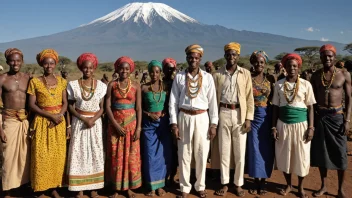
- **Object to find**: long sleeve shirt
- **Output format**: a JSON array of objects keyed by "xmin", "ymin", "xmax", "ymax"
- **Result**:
[{"xmin": 169, "ymin": 69, "xmax": 219, "ymax": 125}]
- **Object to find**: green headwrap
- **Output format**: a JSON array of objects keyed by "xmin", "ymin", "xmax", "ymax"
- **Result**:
[{"xmin": 148, "ymin": 60, "xmax": 162, "ymax": 72}]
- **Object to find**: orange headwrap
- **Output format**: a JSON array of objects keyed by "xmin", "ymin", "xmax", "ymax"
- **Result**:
[
  {"xmin": 162, "ymin": 58, "xmax": 177, "ymax": 68},
  {"xmin": 36, "ymin": 49, "xmax": 59, "ymax": 66},
  {"xmin": 114, "ymin": 56, "xmax": 135, "ymax": 72},
  {"xmin": 281, "ymin": 53, "xmax": 303, "ymax": 68},
  {"xmin": 320, "ymin": 44, "xmax": 337, "ymax": 54},
  {"xmin": 185, "ymin": 44, "xmax": 204, "ymax": 57},
  {"xmin": 76, "ymin": 53, "xmax": 98, "ymax": 70},
  {"xmin": 224, "ymin": 42, "xmax": 241, "ymax": 54},
  {"xmin": 4, "ymin": 48, "xmax": 23, "ymax": 60}
]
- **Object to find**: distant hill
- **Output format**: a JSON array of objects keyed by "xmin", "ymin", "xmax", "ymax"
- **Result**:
[{"xmin": 0, "ymin": 2, "xmax": 346, "ymax": 63}]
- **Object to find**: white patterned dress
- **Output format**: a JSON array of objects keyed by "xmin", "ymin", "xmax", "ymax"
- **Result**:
[{"xmin": 67, "ymin": 80, "xmax": 107, "ymax": 191}]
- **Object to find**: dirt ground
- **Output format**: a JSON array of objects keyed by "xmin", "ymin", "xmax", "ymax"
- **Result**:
[{"xmin": 0, "ymin": 141, "xmax": 351, "ymax": 197}]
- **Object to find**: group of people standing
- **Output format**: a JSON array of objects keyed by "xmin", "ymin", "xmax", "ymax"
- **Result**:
[{"xmin": 0, "ymin": 42, "xmax": 349, "ymax": 198}]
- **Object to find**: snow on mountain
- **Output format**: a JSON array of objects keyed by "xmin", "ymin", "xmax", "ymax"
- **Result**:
[{"xmin": 82, "ymin": 2, "xmax": 199, "ymax": 27}]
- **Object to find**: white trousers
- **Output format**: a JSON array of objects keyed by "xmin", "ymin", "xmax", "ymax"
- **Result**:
[
  {"xmin": 177, "ymin": 111, "xmax": 210, "ymax": 193},
  {"xmin": 218, "ymin": 107, "xmax": 247, "ymax": 186}
]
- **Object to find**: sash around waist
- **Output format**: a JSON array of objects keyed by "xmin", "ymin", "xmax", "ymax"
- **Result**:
[
  {"xmin": 112, "ymin": 103, "xmax": 135, "ymax": 110},
  {"xmin": 40, "ymin": 105, "xmax": 62, "ymax": 112},
  {"xmin": 279, "ymin": 105, "xmax": 307, "ymax": 124},
  {"xmin": 2, "ymin": 108, "xmax": 27, "ymax": 121},
  {"xmin": 75, "ymin": 108, "xmax": 97, "ymax": 116}
]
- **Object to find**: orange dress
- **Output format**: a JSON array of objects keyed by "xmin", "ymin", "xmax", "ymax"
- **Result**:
[{"xmin": 107, "ymin": 82, "xmax": 142, "ymax": 191}]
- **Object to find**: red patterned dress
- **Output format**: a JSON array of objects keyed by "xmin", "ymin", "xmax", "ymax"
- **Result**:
[{"xmin": 107, "ymin": 83, "xmax": 142, "ymax": 191}]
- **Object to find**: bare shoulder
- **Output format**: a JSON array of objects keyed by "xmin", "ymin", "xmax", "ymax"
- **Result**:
[
  {"xmin": 0, "ymin": 73, "xmax": 8, "ymax": 82},
  {"xmin": 132, "ymin": 80, "xmax": 141, "ymax": 90}
]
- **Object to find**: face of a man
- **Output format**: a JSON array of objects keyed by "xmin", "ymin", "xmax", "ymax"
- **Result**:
[
  {"xmin": 320, "ymin": 50, "xmax": 336, "ymax": 68},
  {"xmin": 186, "ymin": 53, "xmax": 201, "ymax": 70},
  {"xmin": 285, "ymin": 59, "xmax": 300, "ymax": 78},
  {"xmin": 7, "ymin": 53, "xmax": 23, "ymax": 73},
  {"xmin": 224, "ymin": 50, "xmax": 239, "ymax": 66}
]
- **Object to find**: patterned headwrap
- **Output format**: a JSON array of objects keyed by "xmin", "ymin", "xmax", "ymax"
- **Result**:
[
  {"xmin": 320, "ymin": 44, "xmax": 337, "ymax": 55},
  {"xmin": 281, "ymin": 53, "xmax": 303, "ymax": 68},
  {"xmin": 185, "ymin": 44, "xmax": 204, "ymax": 57},
  {"xmin": 36, "ymin": 49, "xmax": 59, "ymax": 66},
  {"xmin": 162, "ymin": 58, "xmax": 177, "ymax": 68},
  {"xmin": 114, "ymin": 56, "xmax": 135, "ymax": 72},
  {"xmin": 148, "ymin": 60, "xmax": 162, "ymax": 72},
  {"xmin": 4, "ymin": 48, "xmax": 23, "ymax": 60},
  {"xmin": 250, "ymin": 51, "xmax": 269, "ymax": 64},
  {"xmin": 224, "ymin": 42, "xmax": 241, "ymax": 54},
  {"xmin": 76, "ymin": 53, "xmax": 98, "ymax": 70}
]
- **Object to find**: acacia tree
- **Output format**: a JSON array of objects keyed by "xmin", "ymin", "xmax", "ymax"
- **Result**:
[
  {"xmin": 274, "ymin": 52, "xmax": 288, "ymax": 61},
  {"xmin": 344, "ymin": 43, "xmax": 352, "ymax": 54},
  {"xmin": 294, "ymin": 46, "xmax": 320, "ymax": 67}
]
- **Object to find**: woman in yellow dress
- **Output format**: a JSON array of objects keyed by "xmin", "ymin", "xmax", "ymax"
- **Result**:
[{"xmin": 27, "ymin": 49, "xmax": 69, "ymax": 198}]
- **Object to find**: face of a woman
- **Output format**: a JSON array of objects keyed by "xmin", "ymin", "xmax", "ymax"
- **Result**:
[
  {"xmin": 42, "ymin": 58, "xmax": 56, "ymax": 74},
  {"xmin": 81, "ymin": 61, "xmax": 95, "ymax": 78},
  {"xmin": 253, "ymin": 56, "xmax": 266, "ymax": 73},
  {"xmin": 7, "ymin": 53, "xmax": 23, "ymax": 73},
  {"xmin": 285, "ymin": 59, "xmax": 299, "ymax": 78},
  {"xmin": 149, "ymin": 66, "xmax": 161, "ymax": 82},
  {"xmin": 117, "ymin": 62, "xmax": 130, "ymax": 80}
]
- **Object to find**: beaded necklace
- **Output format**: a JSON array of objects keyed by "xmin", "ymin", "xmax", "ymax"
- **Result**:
[
  {"xmin": 43, "ymin": 74, "xmax": 57, "ymax": 97},
  {"xmin": 79, "ymin": 77, "xmax": 96, "ymax": 101},
  {"xmin": 186, "ymin": 69, "xmax": 203, "ymax": 99},
  {"xmin": 284, "ymin": 76, "xmax": 300, "ymax": 104},
  {"xmin": 321, "ymin": 66, "xmax": 336, "ymax": 93},
  {"xmin": 150, "ymin": 80, "xmax": 163, "ymax": 103},
  {"xmin": 116, "ymin": 78, "xmax": 131, "ymax": 98}
]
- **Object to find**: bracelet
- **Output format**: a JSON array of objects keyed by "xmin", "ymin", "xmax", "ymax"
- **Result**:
[
  {"xmin": 210, "ymin": 125, "xmax": 217, "ymax": 129},
  {"xmin": 345, "ymin": 119, "xmax": 351, "ymax": 123},
  {"xmin": 308, "ymin": 126, "xmax": 315, "ymax": 131},
  {"xmin": 271, "ymin": 127, "xmax": 277, "ymax": 130},
  {"xmin": 66, "ymin": 125, "xmax": 71, "ymax": 129}
]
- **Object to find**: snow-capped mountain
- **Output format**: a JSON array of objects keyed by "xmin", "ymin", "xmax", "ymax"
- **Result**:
[
  {"xmin": 82, "ymin": 2, "xmax": 199, "ymax": 27},
  {"xmin": 0, "ymin": 2, "xmax": 344, "ymax": 63}
]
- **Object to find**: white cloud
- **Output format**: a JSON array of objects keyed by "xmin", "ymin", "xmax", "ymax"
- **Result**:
[
  {"xmin": 341, "ymin": 31, "xmax": 344, "ymax": 34},
  {"xmin": 321, "ymin": 37, "xmax": 329, "ymax": 42},
  {"xmin": 306, "ymin": 27, "xmax": 314, "ymax": 32},
  {"xmin": 305, "ymin": 27, "xmax": 320, "ymax": 32}
]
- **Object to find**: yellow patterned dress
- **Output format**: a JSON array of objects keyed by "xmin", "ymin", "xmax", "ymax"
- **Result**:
[{"xmin": 27, "ymin": 76, "xmax": 67, "ymax": 192}]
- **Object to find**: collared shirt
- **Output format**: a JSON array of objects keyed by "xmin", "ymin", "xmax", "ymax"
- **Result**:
[
  {"xmin": 169, "ymin": 69, "xmax": 218, "ymax": 125},
  {"xmin": 220, "ymin": 67, "xmax": 239, "ymax": 104}
]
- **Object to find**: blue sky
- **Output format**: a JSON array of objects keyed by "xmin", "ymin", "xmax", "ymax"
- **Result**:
[{"xmin": 0, "ymin": 0, "xmax": 351, "ymax": 44}]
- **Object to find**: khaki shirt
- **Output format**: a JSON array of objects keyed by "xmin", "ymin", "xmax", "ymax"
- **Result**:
[
  {"xmin": 220, "ymin": 68, "xmax": 239, "ymax": 104},
  {"xmin": 213, "ymin": 66, "xmax": 254, "ymax": 124}
]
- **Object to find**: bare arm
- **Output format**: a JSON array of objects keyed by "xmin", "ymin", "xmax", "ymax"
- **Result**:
[
  {"xmin": 344, "ymin": 70, "xmax": 352, "ymax": 135},
  {"xmin": 0, "ymin": 77, "xmax": 5, "ymax": 142},
  {"xmin": 134, "ymin": 82, "xmax": 142, "ymax": 141},
  {"xmin": 61, "ymin": 90, "xmax": 68, "ymax": 118},
  {"xmin": 105, "ymin": 81, "xmax": 119, "ymax": 127}
]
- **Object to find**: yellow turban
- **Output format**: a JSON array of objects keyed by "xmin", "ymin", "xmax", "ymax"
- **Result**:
[
  {"xmin": 36, "ymin": 49, "xmax": 59, "ymax": 66},
  {"xmin": 224, "ymin": 42, "xmax": 241, "ymax": 54},
  {"xmin": 185, "ymin": 44, "xmax": 204, "ymax": 57}
]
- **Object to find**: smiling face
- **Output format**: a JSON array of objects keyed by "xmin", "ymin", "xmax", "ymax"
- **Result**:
[
  {"xmin": 149, "ymin": 66, "xmax": 161, "ymax": 82},
  {"xmin": 320, "ymin": 50, "xmax": 336, "ymax": 68},
  {"xmin": 252, "ymin": 56, "xmax": 266, "ymax": 74},
  {"xmin": 224, "ymin": 50, "xmax": 240, "ymax": 66},
  {"xmin": 284, "ymin": 59, "xmax": 300, "ymax": 78},
  {"xmin": 6, "ymin": 53, "xmax": 23, "ymax": 73},
  {"xmin": 186, "ymin": 53, "xmax": 201, "ymax": 70},
  {"xmin": 116, "ymin": 62, "xmax": 130, "ymax": 80},
  {"xmin": 42, "ymin": 57, "xmax": 56, "ymax": 75},
  {"xmin": 81, "ymin": 61, "xmax": 95, "ymax": 79}
]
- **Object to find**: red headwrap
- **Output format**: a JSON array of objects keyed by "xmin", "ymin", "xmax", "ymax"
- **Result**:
[
  {"xmin": 114, "ymin": 56, "xmax": 135, "ymax": 72},
  {"xmin": 4, "ymin": 48, "xmax": 23, "ymax": 60},
  {"xmin": 281, "ymin": 53, "xmax": 303, "ymax": 68},
  {"xmin": 320, "ymin": 44, "xmax": 337, "ymax": 54},
  {"xmin": 162, "ymin": 58, "xmax": 177, "ymax": 68},
  {"xmin": 76, "ymin": 53, "xmax": 98, "ymax": 70}
]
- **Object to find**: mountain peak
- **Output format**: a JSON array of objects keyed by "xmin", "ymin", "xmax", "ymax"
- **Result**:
[{"xmin": 82, "ymin": 2, "xmax": 199, "ymax": 27}]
